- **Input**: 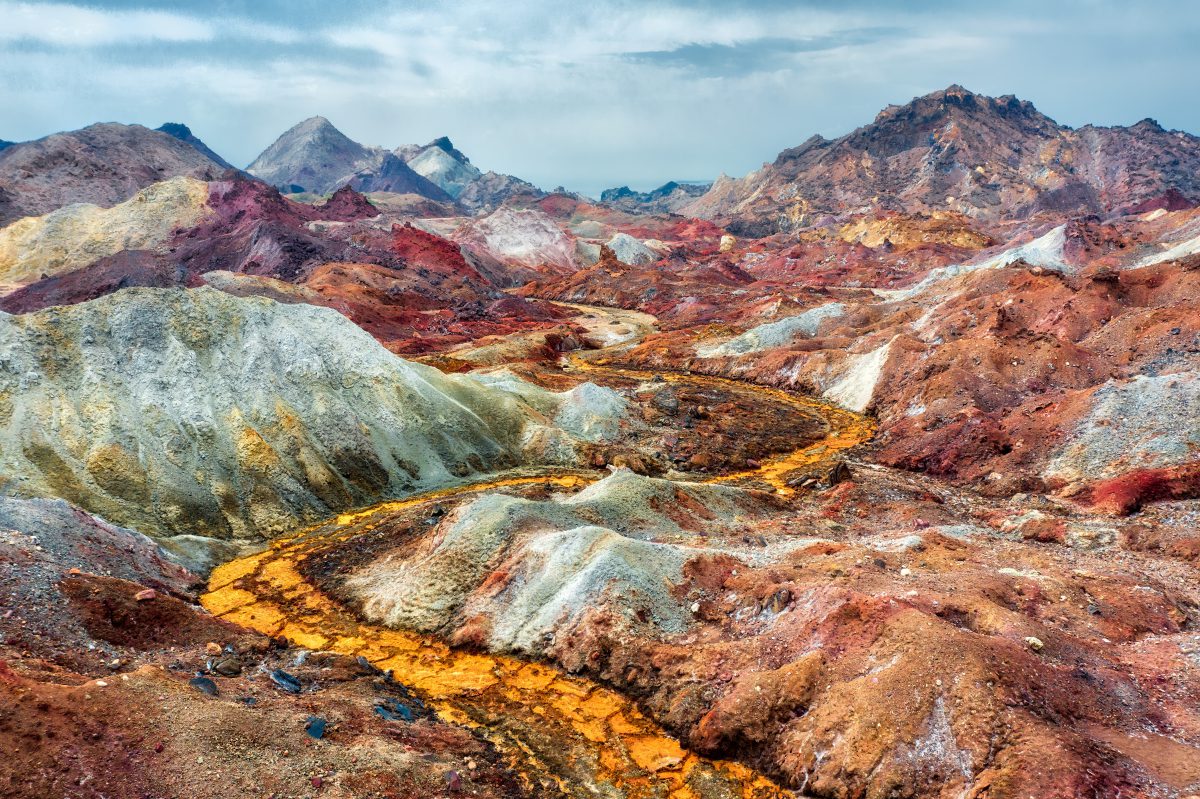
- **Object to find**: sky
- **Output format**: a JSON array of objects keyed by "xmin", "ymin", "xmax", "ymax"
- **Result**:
[{"xmin": 2, "ymin": 0, "xmax": 1198, "ymax": 197}]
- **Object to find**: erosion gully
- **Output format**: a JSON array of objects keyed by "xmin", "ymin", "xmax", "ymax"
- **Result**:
[{"xmin": 202, "ymin": 304, "xmax": 875, "ymax": 798}]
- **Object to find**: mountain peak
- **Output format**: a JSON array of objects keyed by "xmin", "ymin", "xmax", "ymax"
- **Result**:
[
  {"xmin": 940, "ymin": 83, "xmax": 974, "ymax": 97},
  {"xmin": 157, "ymin": 122, "xmax": 193, "ymax": 138},
  {"xmin": 155, "ymin": 122, "xmax": 233, "ymax": 169},
  {"xmin": 425, "ymin": 136, "xmax": 471, "ymax": 164},
  {"xmin": 246, "ymin": 116, "xmax": 376, "ymax": 193},
  {"xmin": 874, "ymin": 85, "xmax": 1045, "ymax": 127},
  {"xmin": 289, "ymin": 115, "xmax": 345, "ymax": 139}
]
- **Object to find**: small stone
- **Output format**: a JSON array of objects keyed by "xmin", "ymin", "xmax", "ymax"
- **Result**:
[
  {"xmin": 1024, "ymin": 636, "xmax": 1045, "ymax": 652},
  {"xmin": 205, "ymin": 642, "xmax": 223, "ymax": 656},
  {"xmin": 154, "ymin": 742, "xmax": 164, "ymax": 753},
  {"xmin": 189, "ymin": 676, "xmax": 219, "ymax": 696},
  {"xmin": 311, "ymin": 776, "xmax": 323, "ymax": 789},
  {"xmin": 305, "ymin": 716, "xmax": 327, "ymax": 739},
  {"xmin": 899, "ymin": 567, "xmax": 912, "ymax": 577},
  {"xmin": 467, "ymin": 759, "xmax": 477, "ymax": 771},
  {"xmin": 690, "ymin": 601, "xmax": 701, "ymax": 614},
  {"xmin": 134, "ymin": 588, "xmax": 157, "ymax": 601},
  {"xmin": 270, "ymin": 668, "xmax": 303, "ymax": 694},
  {"xmin": 767, "ymin": 588, "xmax": 792, "ymax": 613},
  {"xmin": 94, "ymin": 680, "xmax": 108, "ymax": 687},
  {"xmin": 68, "ymin": 568, "xmax": 82, "ymax": 575},
  {"xmin": 210, "ymin": 656, "xmax": 242, "ymax": 677},
  {"xmin": 826, "ymin": 461, "xmax": 852, "ymax": 486},
  {"xmin": 446, "ymin": 770, "xmax": 462, "ymax": 791}
]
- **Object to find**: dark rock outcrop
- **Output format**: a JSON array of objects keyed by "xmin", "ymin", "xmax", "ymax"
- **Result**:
[{"xmin": 155, "ymin": 122, "xmax": 234, "ymax": 170}]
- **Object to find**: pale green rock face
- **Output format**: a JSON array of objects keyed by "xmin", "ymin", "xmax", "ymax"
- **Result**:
[
  {"xmin": 406, "ymin": 144, "xmax": 481, "ymax": 199},
  {"xmin": 0, "ymin": 286, "xmax": 626, "ymax": 545}
]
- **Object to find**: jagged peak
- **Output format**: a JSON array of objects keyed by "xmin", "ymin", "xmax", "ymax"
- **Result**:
[
  {"xmin": 424, "ymin": 135, "xmax": 471, "ymax": 164},
  {"xmin": 873, "ymin": 85, "xmax": 1045, "ymax": 127},
  {"xmin": 599, "ymin": 186, "xmax": 635, "ymax": 201},
  {"xmin": 156, "ymin": 122, "xmax": 193, "ymax": 138}
]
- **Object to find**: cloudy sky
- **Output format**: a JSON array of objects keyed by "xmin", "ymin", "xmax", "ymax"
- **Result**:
[{"xmin": 2, "ymin": 0, "xmax": 1197, "ymax": 196}]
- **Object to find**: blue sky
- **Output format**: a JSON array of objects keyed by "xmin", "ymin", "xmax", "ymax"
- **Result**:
[{"xmin": 2, "ymin": 0, "xmax": 1197, "ymax": 196}]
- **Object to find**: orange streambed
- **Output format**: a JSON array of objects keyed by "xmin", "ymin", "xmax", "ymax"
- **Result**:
[{"xmin": 203, "ymin": 351, "xmax": 874, "ymax": 798}]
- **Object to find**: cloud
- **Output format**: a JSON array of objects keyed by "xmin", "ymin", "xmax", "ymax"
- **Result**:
[
  {"xmin": 0, "ymin": 2, "xmax": 214, "ymax": 45},
  {"xmin": 0, "ymin": 1, "xmax": 308, "ymax": 48},
  {"xmin": 622, "ymin": 29, "xmax": 904, "ymax": 77}
]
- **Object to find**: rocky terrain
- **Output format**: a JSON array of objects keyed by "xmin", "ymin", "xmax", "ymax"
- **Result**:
[
  {"xmin": 279, "ymin": 464, "xmax": 1200, "ymax": 798},
  {"xmin": 0, "ymin": 496, "xmax": 530, "ymax": 799},
  {"xmin": 2, "ymin": 84, "xmax": 1199, "ymax": 799}
]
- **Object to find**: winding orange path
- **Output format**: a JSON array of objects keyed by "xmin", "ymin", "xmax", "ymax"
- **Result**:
[{"xmin": 203, "ymin": 344, "xmax": 874, "ymax": 798}]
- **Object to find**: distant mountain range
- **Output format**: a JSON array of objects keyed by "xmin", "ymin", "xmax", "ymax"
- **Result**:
[
  {"xmin": 245, "ymin": 116, "xmax": 542, "ymax": 211},
  {"xmin": 0, "ymin": 117, "xmax": 545, "ymax": 225},
  {"xmin": 599, "ymin": 181, "xmax": 711, "ymax": 214},
  {"xmin": 3, "ymin": 85, "xmax": 1198, "ymax": 230},
  {"xmin": 683, "ymin": 84, "xmax": 1200, "ymax": 235}
]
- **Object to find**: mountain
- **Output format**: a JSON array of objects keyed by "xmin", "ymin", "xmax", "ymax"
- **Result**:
[
  {"xmin": 398, "ymin": 136, "xmax": 544, "ymax": 211},
  {"xmin": 0, "ymin": 140, "xmax": 13, "ymax": 152},
  {"xmin": 248, "ymin": 118, "xmax": 544, "ymax": 211},
  {"xmin": 600, "ymin": 181, "xmax": 711, "ymax": 214},
  {"xmin": 155, "ymin": 122, "xmax": 233, "ymax": 169},
  {"xmin": 245, "ymin": 115, "xmax": 385, "ymax": 194},
  {"xmin": 684, "ymin": 85, "xmax": 1200, "ymax": 234},
  {"xmin": 246, "ymin": 116, "xmax": 455, "ymax": 203},
  {"xmin": 350, "ymin": 152, "xmax": 452, "ymax": 199},
  {"xmin": 0, "ymin": 122, "xmax": 228, "ymax": 225},
  {"xmin": 403, "ymin": 136, "xmax": 482, "ymax": 198}
]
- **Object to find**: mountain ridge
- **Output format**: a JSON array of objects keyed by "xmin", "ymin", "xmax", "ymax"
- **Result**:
[{"xmin": 683, "ymin": 84, "xmax": 1200, "ymax": 234}]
